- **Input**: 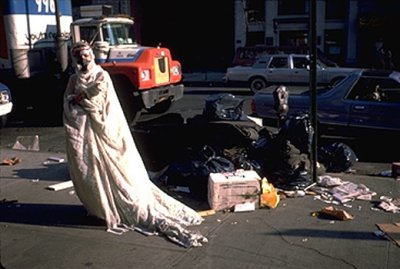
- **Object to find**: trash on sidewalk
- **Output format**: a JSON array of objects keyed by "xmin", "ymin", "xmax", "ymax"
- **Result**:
[
  {"xmin": 259, "ymin": 177, "xmax": 280, "ymax": 208},
  {"xmin": 234, "ymin": 202, "xmax": 256, "ymax": 212},
  {"xmin": 208, "ymin": 169, "xmax": 261, "ymax": 211},
  {"xmin": 376, "ymin": 223, "xmax": 400, "ymax": 247},
  {"xmin": 312, "ymin": 206, "xmax": 354, "ymax": 220},
  {"xmin": 47, "ymin": 180, "xmax": 74, "ymax": 191},
  {"xmin": 375, "ymin": 196, "xmax": 400, "ymax": 213},
  {"xmin": 48, "ymin": 157, "xmax": 65, "ymax": 163},
  {"xmin": 310, "ymin": 176, "xmax": 376, "ymax": 204},
  {"xmin": 198, "ymin": 209, "xmax": 216, "ymax": 217},
  {"xmin": 12, "ymin": 135, "xmax": 40, "ymax": 151},
  {"xmin": 1, "ymin": 156, "xmax": 21, "ymax": 166}
]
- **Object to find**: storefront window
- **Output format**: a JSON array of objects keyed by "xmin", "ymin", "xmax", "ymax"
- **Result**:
[
  {"xmin": 278, "ymin": 0, "xmax": 309, "ymax": 15},
  {"xmin": 326, "ymin": 0, "xmax": 348, "ymax": 20}
]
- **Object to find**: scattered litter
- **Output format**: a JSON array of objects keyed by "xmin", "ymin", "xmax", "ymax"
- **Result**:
[
  {"xmin": 312, "ymin": 206, "xmax": 354, "ymax": 221},
  {"xmin": 234, "ymin": 202, "xmax": 256, "ymax": 212},
  {"xmin": 374, "ymin": 230, "xmax": 385, "ymax": 238},
  {"xmin": 174, "ymin": 186, "xmax": 191, "ymax": 193},
  {"xmin": 329, "ymin": 181, "xmax": 376, "ymax": 204},
  {"xmin": 43, "ymin": 157, "xmax": 65, "ymax": 165},
  {"xmin": 0, "ymin": 198, "xmax": 18, "ymax": 205},
  {"xmin": 283, "ymin": 190, "xmax": 306, "ymax": 198},
  {"xmin": 376, "ymin": 223, "xmax": 400, "ymax": 247},
  {"xmin": 47, "ymin": 180, "xmax": 74, "ymax": 191},
  {"xmin": 379, "ymin": 170, "xmax": 392, "ymax": 177},
  {"xmin": 198, "ymin": 209, "xmax": 216, "ymax": 217},
  {"xmin": 12, "ymin": 135, "xmax": 40, "ymax": 151},
  {"xmin": 317, "ymin": 175, "xmax": 343, "ymax": 187},
  {"xmin": 376, "ymin": 201, "xmax": 400, "ymax": 213},
  {"xmin": 260, "ymin": 177, "xmax": 280, "ymax": 208},
  {"xmin": 31, "ymin": 179, "xmax": 39, "ymax": 182},
  {"xmin": 1, "ymin": 157, "xmax": 21, "ymax": 166}
]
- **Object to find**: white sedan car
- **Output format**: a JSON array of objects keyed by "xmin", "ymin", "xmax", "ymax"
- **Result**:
[{"xmin": 224, "ymin": 54, "xmax": 361, "ymax": 93}]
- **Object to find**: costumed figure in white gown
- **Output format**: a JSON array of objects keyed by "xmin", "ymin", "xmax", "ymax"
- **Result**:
[{"xmin": 63, "ymin": 41, "xmax": 207, "ymax": 248}]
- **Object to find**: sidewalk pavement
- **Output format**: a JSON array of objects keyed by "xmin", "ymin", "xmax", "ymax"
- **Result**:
[{"xmin": 1, "ymin": 146, "xmax": 400, "ymax": 269}]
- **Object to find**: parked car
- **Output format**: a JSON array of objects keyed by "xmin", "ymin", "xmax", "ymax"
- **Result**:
[
  {"xmin": 250, "ymin": 69, "xmax": 400, "ymax": 138},
  {"xmin": 232, "ymin": 45, "xmax": 338, "ymax": 67},
  {"xmin": 0, "ymin": 82, "xmax": 13, "ymax": 127},
  {"xmin": 224, "ymin": 53, "xmax": 360, "ymax": 93}
]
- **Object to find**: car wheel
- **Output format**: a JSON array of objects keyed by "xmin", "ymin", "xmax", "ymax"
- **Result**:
[
  {"xmin": 249, "ymin": 77, "xmax": 268, "ymax": 93},
  {"xmin": 0, "ymin": 115, "xmax": 7, "ymax": 128}
]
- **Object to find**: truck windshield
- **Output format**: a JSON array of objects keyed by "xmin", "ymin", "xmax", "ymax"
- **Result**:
[{"xmin": 101, "ymin": 23, "xmax": 136, "ymax": 45}]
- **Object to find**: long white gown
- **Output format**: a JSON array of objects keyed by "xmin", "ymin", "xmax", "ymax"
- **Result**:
[{"xmin": 63, "ymin": 63, "xmax": 207, "ymax": 248}]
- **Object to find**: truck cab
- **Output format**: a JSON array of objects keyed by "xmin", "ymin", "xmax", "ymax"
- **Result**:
[{"xmin": 70, "ymin": 5, "xmax": 184, "ymax": 124}]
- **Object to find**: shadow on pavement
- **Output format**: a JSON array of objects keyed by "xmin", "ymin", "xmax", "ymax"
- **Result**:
[{"xmin": 0, "ymin": 202, "xmax": 105, "ymax": 229}]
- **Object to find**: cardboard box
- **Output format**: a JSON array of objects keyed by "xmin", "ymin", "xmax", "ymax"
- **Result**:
[{"xmin": 208, "ymin": 170, "xmax": 261, "ymax": 211}]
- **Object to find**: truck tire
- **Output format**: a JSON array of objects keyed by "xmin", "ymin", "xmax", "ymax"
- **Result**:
[
  {"xmin": 146, "ymin": 98, "xmax": 172, "ymax": 114},
  {"xmin": 110, "ymin": 74, "xmax": 143, "ymax": 125},
  {"xmin": 249, "ymin": 77, "xmax": 268, "ymax": 93}
]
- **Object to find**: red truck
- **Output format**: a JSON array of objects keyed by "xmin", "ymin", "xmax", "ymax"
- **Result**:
[{"xmin": 71, "ymin": 5, "xmax": 184, "ymax": 124}]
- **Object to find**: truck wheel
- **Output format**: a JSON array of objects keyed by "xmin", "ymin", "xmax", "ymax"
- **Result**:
[
  {"xmin": 146, "ymin": 98, "xmax": 172, "ymax": 114},
  {"xmin": 249, "ymin": 77, "xmax": 268, "ymax": 93}
]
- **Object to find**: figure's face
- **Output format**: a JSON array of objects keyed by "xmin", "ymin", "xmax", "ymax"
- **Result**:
[{"xmin": 72, "ymin": 46, "xmax": 93, "ymax": 72}]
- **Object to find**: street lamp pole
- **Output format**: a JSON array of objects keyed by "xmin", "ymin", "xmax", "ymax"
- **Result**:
[
  {"xmin": 309, "ymin": 0, "xmax": 318, "ymax": 183},
  {"xmin": 54, "ymin": 0, "xmax": 68, "ymax": 73}
]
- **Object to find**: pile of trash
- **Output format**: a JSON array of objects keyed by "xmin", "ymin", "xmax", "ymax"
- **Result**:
[{"xmin": 143, "ymin": 93, "xmax": 359, "ymax": 201}]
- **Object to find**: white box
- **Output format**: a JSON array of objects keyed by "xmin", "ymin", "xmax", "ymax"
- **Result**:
[{"xmin": 208, "ymin": 170, "xmax": 261, "ymax": 211}]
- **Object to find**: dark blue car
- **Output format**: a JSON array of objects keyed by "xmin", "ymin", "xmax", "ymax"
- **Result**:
[{"xmin": 250, "ymin": 69, "xmax": 400, "ymax": 138}]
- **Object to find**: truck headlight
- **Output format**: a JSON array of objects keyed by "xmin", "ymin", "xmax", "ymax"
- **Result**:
[
  {"xmin": 171, "ymin": 65, "xmax": 181, "ymax": 76},
  {"xmin": 141, "ymin": 69, "xmax": 151, "ymax": 81}
]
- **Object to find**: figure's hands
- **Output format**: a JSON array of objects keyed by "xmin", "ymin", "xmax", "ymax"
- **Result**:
[
  {"xmin": 73, "ymin": 92, "xmax": 85, "ymax": 103},
  {"xmin": 95, "ymin": 71, "xmax": 105, "ymax": 83}
]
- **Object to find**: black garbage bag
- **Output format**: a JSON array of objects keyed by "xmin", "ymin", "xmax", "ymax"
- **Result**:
[
  {"xmin": 272, "ymin": 140, "xmax": 313, "ymax": 190},
  {"xmin": 190, "ymin": 146, "xmax": 236, "ymax": 198},
  {"xmin": 203, "ymin": 93, "xmax": 244, "ymax": 121},
  {"xmin": 163, "ymin": 145, "xmax": 236, "ymax": 199},
  {"xmin": 277, "ymin": 112, "xmax": 314, "ymax": 155},
  {"xmin": 318, "ymin": 142, "xmax": 358, "ymax": 172}
]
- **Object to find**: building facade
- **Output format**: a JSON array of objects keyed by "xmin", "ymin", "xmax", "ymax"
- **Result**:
[
  {"xmin": 71, "ymin": 0, "xmax": 398, "ymax": 70},
  {"xmin": 235, "ymin": 0, "xmax": 399, "ymax": 68}
]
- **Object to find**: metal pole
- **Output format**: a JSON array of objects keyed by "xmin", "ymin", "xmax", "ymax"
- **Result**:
[
  {"xmin": 54, "ymin": 0, "xmax": 68, "ymax": 73},
  {"xmin": 309, "ymin": 0, "xmax": 318, "ymax": 183}
]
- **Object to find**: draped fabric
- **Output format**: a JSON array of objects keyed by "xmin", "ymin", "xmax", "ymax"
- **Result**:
[{"xmin": 63, "ymin": 62, "xmax": 207, "ymax": 248}]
